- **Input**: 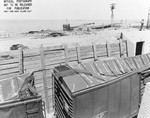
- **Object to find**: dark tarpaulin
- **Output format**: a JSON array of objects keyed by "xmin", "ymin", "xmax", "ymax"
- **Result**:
[
  {"xmin": 0, "ymin": 72, "xmax": 38, "ymax": 102},
  {"xmin": 0, "ymin": 72, "xmax": 44, "ymax": 118}
]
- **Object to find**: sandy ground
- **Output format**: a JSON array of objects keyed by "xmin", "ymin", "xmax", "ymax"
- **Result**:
[{"xmin": 0, "ymin": 27, "xmax": 139, "ymax": 52}]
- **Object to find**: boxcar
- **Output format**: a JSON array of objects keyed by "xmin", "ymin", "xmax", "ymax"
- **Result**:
[{"xmin": 53, "ymin": 65, "xmax": 141, "ymax": 118}]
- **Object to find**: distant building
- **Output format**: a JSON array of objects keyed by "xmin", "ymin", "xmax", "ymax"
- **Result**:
[
  {"xmin": 63, "ymin": 24, "xmax": 71, "ymax": 31},
  {"xmin": 121, "ymin": 31, "xmax": 150, "ymax": 56}
]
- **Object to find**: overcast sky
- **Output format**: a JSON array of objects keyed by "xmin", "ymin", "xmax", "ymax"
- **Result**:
[{"xmin": 0, "ymin": 0, "xmax": 150, "ymax": 20}]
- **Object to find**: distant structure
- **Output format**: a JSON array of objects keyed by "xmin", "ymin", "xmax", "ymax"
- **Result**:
[
  {"xmin": 146, "ymin": 7, "xmax": 150, "ymax": 28},
  {"xmin": 140, "ymin": 19, "xmax": 144, "ymax": 31},
  {"xmin": 63, "ymin": 24, "xmax": 71, "ymax": 31},
  {"xmin": 110, "ymin": 3, "xmax": 116, "ymax": 27},
  {"xmin": 63, "ymin": 19, "xmax": 71, "ymax": 31}
]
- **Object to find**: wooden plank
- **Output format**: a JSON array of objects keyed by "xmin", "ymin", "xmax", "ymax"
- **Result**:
[
  {"xmin": 23, "ymin": 55, "xmax": 40, "ymax": 62},
  {"xmin": 63, "ymin": 44, "xmax": 68, "ymax": 64},
  {"xmin": 68, "ymin": 47, "xmax": 76, "ymax": 56},
  {"xmin": 92, "ymin": 42, "xmax": 98, "ymax": 61},
  {"xmin": 47, "ymin": 88, "xmax": 52, "ymax": 96},
  {"xmin": 43, "ymin": 45, "xmax": 64, "ymax": 51},
  {"xmin": 44, "ymin": 50, "xmax": 64, "ymax": 57},
  {"xmin": 0, "ymin": 58, "xmax": 18, "ymax": 65},
  {"xmin": 39, "ymin": 45, "xmax": 50, "ymax": 113},
  {"xmin": 34, "ymin": 74, "xmax": 46, "ymax": 80},
  {"xmin": 35, "ymin": 82, "xmax": 44, "ymax": 88},
  {"xmin": 80, "ymin": 45, "xmax": 93, "ymax": 52},
  {"xmin": 0, "ymin": 43, "xmax": 122, "ymax": 77},
  {"xmin": 110, "ymin": 43, "xmax": 119, "ymax": 47},
  {"xmin": 122, "ymin": 41, "xmax": 127, "ymax": 52},
  {"xmin": 80, "ymin": 53, "xmax": 94, "ymax": 60},
  {"xmin": 24, "ymin": 60, "xmax": 41, "ymax": 71},
  {"xmin": 109, "ymin": 46, "xmax": 120, "ymax": 51},
  {"xmin": 109, "ymin": 43, "xmax": 119, "ymax": 46},
  {"xmin": 24, "ymin": 50, "xmax": 106, "ymax": 69},
  {"xmin": 96, "ymin": 44, "xmax": 107, "ymax": 52},
  {"xmin": 18, "ymin": 48, "xmax": 24, "ymax": 74},
  {"xmin": 45, "ymin": 57, "xmax": 66, "ymax": 66},
  {"xmin": 0, "ymin": 63, "xmax": 18, "ymax": 70},
  {"xmin": 24, "ymin": 59, "xmax": 41, "ymax": 65},
  {"xmin": 0, "ymin": 68, "xmax": 19, "ymax": 76},
  {"xmin": 34, "ymin": 77, "xmax": 44, "ymax": 83},
  {"xmin": 80, "ymin": 45, "xmax": 93, "ymax": 51},
  {"xmin": 35, "ymin": 83, "xmax": 44, "ymax": 89},
  {"xmin": 110, "ymin": 49, "xmax": 120, "ymax": 53},
  {"xmin": 96, "ymin": 50, "xmax": 108, "ymax": 55},
  {"xmin": 110, "ymin": 51, "xmax": 120, "ymax": 55},
  {"xmin": 80, "ymin": 47, "xmax": 93, "ymax": 57},
  {"xmin": 124, "ymin": 40, "xmax": 128, "ymax": 57},
  {"xmin": 47, "ymin": 79, "xmax": 53, "ymax": 89},
  {"xmin": 106, "ymin": 41, "xmax": 110, "ymax": 57},
  {"xmin": 23, "ymin": 48, "xmax": 40, "ymax": 57},
  {"xmin": 119, "ymin": 39, "xmax": 123, "ymax": 57},
  {"xmin": 44, "ymin": 51, "xmax": 64, "ymax": 59},
  {"xmin": 76, "ymin": 43, "xmax": 81, "ymax": 63},
  {"xmin": 24, "ymin": 48, "xmax": 76, "ymax": 67},
  {"xmin": 25, "ymin": 50, "xmax": 61, "ymax": 60},
  {"xmin": 24, "ymin": 45, "xmax": 64, "ymax": 57},
  {"xmin": 45, "ymin": 51, "xmax": 76, "ymax": 60},
  {"xmin": 38, "ymin": 90, "xmax": 45, "ymax": 95},
  {"xmin": 34, "ymin": 75, "xmax": 44, "ymax": 81},
  {"xmin": 44, "ymin": 56, "xmax": 79, "ymax": 68},
  {"xmin": 34, "ymin": 79, "xmax": 43, "ymax": 85},
  {"xmin": 96, "ymin": 50, "xmax": 107, "ymax": 55},
  {"xmin": 109, "ymin": 43, "xmax": 120, "ymax": 52},
  {"xmin": 36, "ymin": 87, "xmax": 44, "ymax": 94},
  {"xmin": 24, "ymin": 64, "xmax": 41, "ymax": 71},
  {"xmin": 67, "ymin": 55, "xmax": 78, "ymax": 62},
  {"xmin": 24, "ymin": 50, "xmax": 64, "ymax": 62}
]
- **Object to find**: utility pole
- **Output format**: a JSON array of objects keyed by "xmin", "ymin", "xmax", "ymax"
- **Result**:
[
  {"xmin": 146, "ymin": 7, "xmax": 150, "ymax": 28},
  {"xmin": 110, "ymin": 3, "xmax": 116, "ymax": 27}
]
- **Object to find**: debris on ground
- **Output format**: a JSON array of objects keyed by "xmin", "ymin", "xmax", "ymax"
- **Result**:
[
  {"xmin": 10, "ymin": 44, "xmax": 29, "ymax": 50},
  {"xmin": 25, "ymin": 29, "xmax": 68, "ymax": 38},
  {"xmin": 71, "ymin": 25, "xmax": 96, "ymax": 35},
  {"xmin": 22, "ymin": 21, "xmax": 146, "ymax": 39}
]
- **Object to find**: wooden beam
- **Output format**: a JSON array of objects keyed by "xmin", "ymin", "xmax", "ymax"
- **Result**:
[
  {"xmin": 63, "ymin": 44, "xmax": 68, "ymax": 64},
  {"xmin": 92, "ymin": 42, "xmax": 98, "ymax": 61},
  {"xmin": 19, "ymin": 48, "xmax": 24, "ymax": 74},
  {"xmin": 119, "ymin": 39, "xmax": 123, "ymax": 57},
  {"xmin": 76, "ymin": 43, "xmax": 81, "ymax": 63},
  {"xmin": 106, "ymin": 41, "xmax": 110, "ymax": 57},
  {"xmin": 125, "ymin": 40, "xmax": 129, "ymax": 57},
  {"xmin": 39, "ymin": 45, "xmax": 50, "ymax": 113}
]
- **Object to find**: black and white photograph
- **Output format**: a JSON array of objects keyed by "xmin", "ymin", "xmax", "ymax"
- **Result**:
[{"xmin": 0, "ymin": 0, "xmax": 150, "ymax": 118}]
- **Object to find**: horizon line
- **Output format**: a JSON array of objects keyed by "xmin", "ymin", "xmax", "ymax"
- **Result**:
[{"xmin": 0, "ymin": 19, "xmax": 141, "ymax": 21}]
